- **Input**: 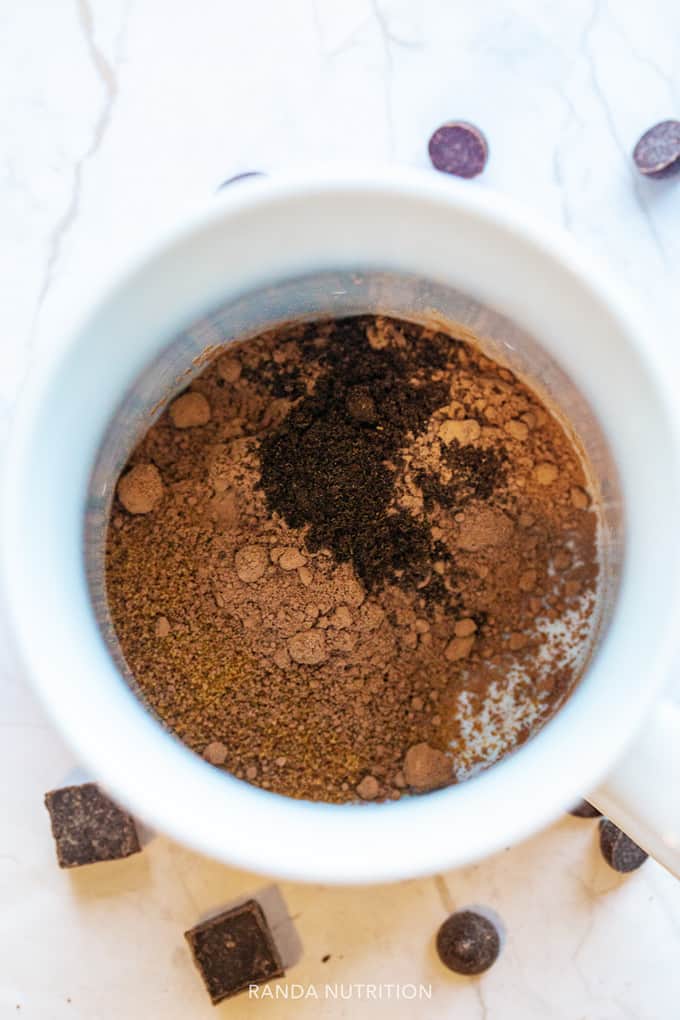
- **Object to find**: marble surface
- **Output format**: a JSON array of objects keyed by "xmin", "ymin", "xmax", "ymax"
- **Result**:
[{"xmin": 2, "ymin": 0, "xmax": 680, "ymax": 1016}]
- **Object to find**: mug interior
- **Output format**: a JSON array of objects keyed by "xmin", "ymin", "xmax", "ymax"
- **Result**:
[
  {"xmin": 4, "ymin": 173, "xmax": 680, "ymax": 882},
  {"xmin": 87, "ymin": 269, "xmax": 624, "ymax": 770}
]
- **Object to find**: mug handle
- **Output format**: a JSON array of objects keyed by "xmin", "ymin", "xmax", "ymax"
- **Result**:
[{"xmin": 592, "ymin": 699, "xmax": 680, "ymax": 876}]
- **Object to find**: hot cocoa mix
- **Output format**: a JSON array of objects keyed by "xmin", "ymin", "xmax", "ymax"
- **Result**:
[{"xmin": 105, "ymin": 315, "xmax": 598, "ymax": 802}]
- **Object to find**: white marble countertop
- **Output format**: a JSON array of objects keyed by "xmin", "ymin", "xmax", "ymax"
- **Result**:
[{"xmin": 2, "ymin": 1, "xmax": 680, "ymax": 1016}]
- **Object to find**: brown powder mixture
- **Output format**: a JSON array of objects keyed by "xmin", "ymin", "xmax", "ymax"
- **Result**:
[{"xmin": 105, "ymin": 315, "xmax": 598, "ymax": 802}]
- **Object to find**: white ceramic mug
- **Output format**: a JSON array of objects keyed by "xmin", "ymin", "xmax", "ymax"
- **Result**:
[{"xmin": 3, "ymin": 168, "xmax": 680, "ymax": 884}]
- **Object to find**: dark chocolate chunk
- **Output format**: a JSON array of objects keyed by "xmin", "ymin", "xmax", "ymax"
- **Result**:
[
  {"xmin": 219, "ymin": 171, "xmax": 265, "ymax": 189},
  {"xmin": 599, "ymin": 819, "xmax": 648, "ymax": 873},
  {"xmin": 44, "ymin": 783, "xmax": 141, "ymax": 868},
  {"xmin": 436, "ymin": 910, "xmax": 501, "ymax": 975},
  {"xmin": 568, "ymin": 799, "xmax": 602, "ymax": 818},
  {"xmin": 185, "ymin": 899, "xmax": 284, "ymax": 1004},
  {"xmin": 633, "ymin": 120, "xmax": 680, "ymax": 179},
  {"xmin": 428, "ymin": 122, "xmax": 488, "ymax": 179}
]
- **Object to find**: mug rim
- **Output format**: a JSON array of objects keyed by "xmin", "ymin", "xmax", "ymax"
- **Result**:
[{"xmin": 4, "ymin": 166, "xmax": 680, "ymax": 883}]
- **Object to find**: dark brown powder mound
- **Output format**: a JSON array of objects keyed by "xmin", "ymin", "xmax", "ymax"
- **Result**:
[
  {"xmin": 414, "ymin": 444, "xmax": 505, "ymax": 512},
  {"xmin": 104, "ymin": 315, "xmax": 599, "ymax": 803},
  {"xmin": 258, "ymin": 317, "xmax": 451, "ymax": 591}
]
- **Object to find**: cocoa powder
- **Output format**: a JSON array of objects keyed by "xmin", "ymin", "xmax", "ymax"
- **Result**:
[{"xmin": 105, "ymin": 316, "xmax": 599, "ymax": 802}]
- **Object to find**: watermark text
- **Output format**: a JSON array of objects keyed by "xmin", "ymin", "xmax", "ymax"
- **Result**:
[{"xmin": 249, "ymin": 983, "xmax": 432, "ymax": 1001}]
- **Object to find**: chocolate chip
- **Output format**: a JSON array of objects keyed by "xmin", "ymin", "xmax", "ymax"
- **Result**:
[
  {"xmin": 568, "ymin": 799, "xmax": 602, "ymax": 819},
  {"xmin": 599, "ymin": 819, "xmax": 648, "ymax": 873},
  {"xmin": 428, "ymin": 122, "xmax": 488, "ymax": 179},
  {"xmin": 633, "ymin": 120, "xmax": 680, "ymax": 179},
  {"xmin": 436, "ymin": 910, "xmax": 501, "ymax": 975},
  {"xmin": 44, "ymin": 783, "xmax": 141, "ymax": 868},
  {"xmin": 185, "ymin": 899, "xmax": 284, "ymax": 1004},
  {"xmin": 219, "ymin": 171, "xmax": 265, "ymax": 189}
]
